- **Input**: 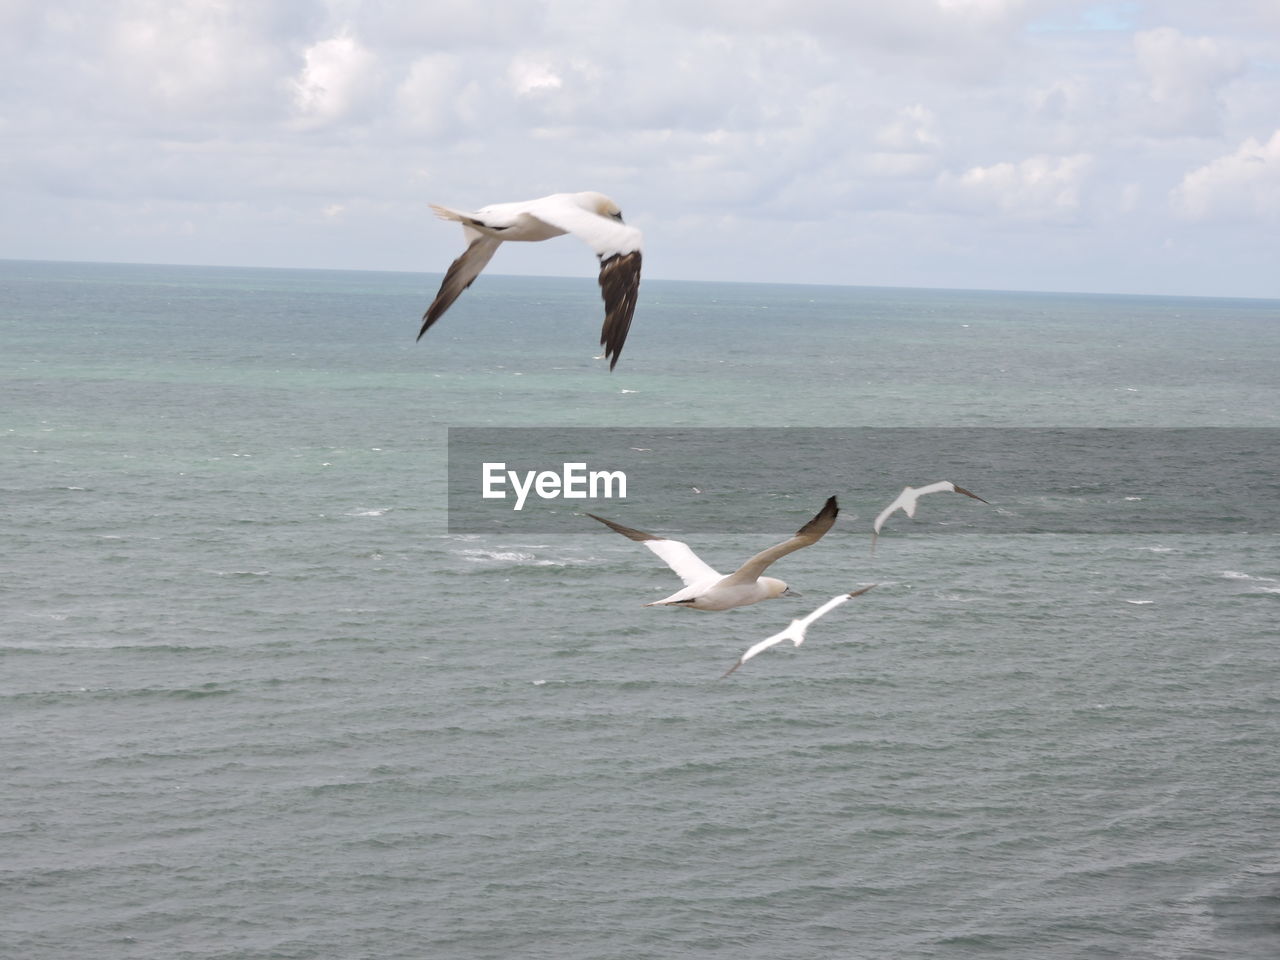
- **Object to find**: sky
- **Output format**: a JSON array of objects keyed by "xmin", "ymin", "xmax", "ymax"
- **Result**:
[{"xmin": 2, "ymin": 1, "xmax": 1279, "ymax": 298}]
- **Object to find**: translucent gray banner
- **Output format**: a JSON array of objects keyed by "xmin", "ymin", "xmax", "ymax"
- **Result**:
[{"xmin": 447, "ymin": 428, "xmax": 1280, "ymax": 535}]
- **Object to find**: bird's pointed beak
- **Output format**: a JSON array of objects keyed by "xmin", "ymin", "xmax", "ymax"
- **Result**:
[{"xmin": 782, "ymin": 587, "xmax": 802, "ymax": 598}]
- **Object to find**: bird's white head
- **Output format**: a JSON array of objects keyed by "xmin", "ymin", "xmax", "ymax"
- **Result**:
[
  {"xmin": 580, "ymin": 191, "xmax": 624, "ymax": 222},
  {"xmin": 761, "ymin": 577, "xmax": 795, "ymax": 599}
]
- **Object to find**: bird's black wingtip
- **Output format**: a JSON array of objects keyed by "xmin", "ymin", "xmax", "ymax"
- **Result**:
[
  {"xmin": 416, "ymin": 312, "xmax": 435, "ymax": 341},
  {"xmin": 953, "ymin": 484, "xmax": 989, "ymax": 504}
]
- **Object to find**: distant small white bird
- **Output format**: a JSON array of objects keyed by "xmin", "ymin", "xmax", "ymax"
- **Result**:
[
  {"xmin": 721, "ymin": 585, "xmax": 877, "ymax": 678},
  {"xmin": 589, "ymin": 496, "xmax": 839, "ymax": 611},
  {"xmin": 419, "ymin": 191, "xmax": 642, "ymax": 369},
  {"xmin": 871, "ymin": 481, "xmax": 988, "ymax": 553}
]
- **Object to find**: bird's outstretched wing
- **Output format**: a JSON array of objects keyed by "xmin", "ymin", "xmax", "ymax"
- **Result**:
[
  {"xmin": 721, "ymin": 623, "xmax": 803, "ymax": 679},
  {"xmin": 721, "ymin": 496, "xmax": 839, "ymax": 586},
  {"xmin": 588, "ymin": 514, "xmax": 720, "ymax": 587},
  {"xmin": 596, "ymin": 250, "xmax": 641, "ymax": 370},
  {"xmin": 417, "ymin": 231, "xmax": 502, "ymax": 339},
  {"xmin": 522, "ymin": 195, "xmax": 642, "ymax": 259},
  {"xmin": 523, "ymin": 196, "xmax": 643, "ymax": 371}
]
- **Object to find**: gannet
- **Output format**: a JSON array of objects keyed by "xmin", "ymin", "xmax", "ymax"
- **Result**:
[
  {"xmin": 872, "ymin": 481, "xmax": 987, "ymax": 553},
  {"xmin": 419, "ymin": 191, "xmax": 642, "ymax": 369},
  {"xmin": 589, "ymin": 496, "xmax": 839, "ymax": 611},
  {"xmin": 721, "ymin": 585, "xmax": 877, "ymax": 677}
]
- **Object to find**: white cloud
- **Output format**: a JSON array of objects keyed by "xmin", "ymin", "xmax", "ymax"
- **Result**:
[
  {"xmin": 1134, "ymin": 27, "xmax": 1244, "ymax": 137},
  {"xmin": 876, "ymin": 104, "xmax": 940, "ymax": 151},
  {"xmin": 508, "ymin": 56, "xmax": 563, "ymax": 96},
  {"xmin": 48, "ymin": 1, "xmax": 294, "ymax": 129},
  {"xmin": 1172, "ymin": 130, "xmax": 1280, "ymax": 221},
  {"xmin": 936, "ymin": 154, "xmax": 1094, "ymax": 221},
  {"xmin": 656, "ymin": 0, "xmax": 1028, "ymax": 46},
  {"xmin": 863, "ymin": 152, "xmax": 941, "ymax": 179},
  {"xmin": 291, "ymin": 32, "xmax": 382, "ymax": 128},
  {"xmin": 395, "ymin": 53, "xmax": 468, "ymax": 135},
  {"xmin": 936, "ymin": 0, "xmax": 1021, "ymax": 14},
  {"xmin": 356, "ymin": 0, "xmax": 545, "ymax": 49}
]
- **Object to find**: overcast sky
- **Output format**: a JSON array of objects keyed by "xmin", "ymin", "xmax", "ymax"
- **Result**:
[{"xmin": 3, "ymin": 1, "xmax": 1279, "ymax": 297}]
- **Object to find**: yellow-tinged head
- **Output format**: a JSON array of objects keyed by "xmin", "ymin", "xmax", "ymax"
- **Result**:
[
  {"xmin": 761, "ymin": 577, "xmax": 792, "ymax": 599},
  {"xmin": 581, "ymin": 191, "xmax": 624, "ymax": 222}
]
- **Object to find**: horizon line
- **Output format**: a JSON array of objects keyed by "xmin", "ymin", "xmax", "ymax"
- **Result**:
[{"xmin": 2, "ymin": 255, "xmax": 1277, "ymax": 305}]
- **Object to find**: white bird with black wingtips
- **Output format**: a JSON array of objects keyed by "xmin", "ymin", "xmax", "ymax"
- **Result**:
[
  {"xmin": 588, "ymin": 496, "xmax": 839, "ymax": 611},
  {"xmin": 871, "ymin": 481, "xmax": 988, "ymax": 553},
  {"xmin": 720, "ymin": 585, "xmax": 877, "ymax": 678},
  {"xmin": 419, "ymin": 191, "xmax": 642, "ymax": 369}
]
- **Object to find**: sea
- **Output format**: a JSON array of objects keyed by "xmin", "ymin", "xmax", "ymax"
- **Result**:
[{"xmin": 2, "ymin": 258, "xmax": 1278, "ymax": 959}]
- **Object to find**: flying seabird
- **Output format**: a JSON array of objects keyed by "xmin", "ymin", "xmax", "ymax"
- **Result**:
[
  {"xmin": 588, "ymin": 496, "xmax": 839, "ymax": 611},
  {"xmin": 871, "ymin": 481, "xmax": 988, "ymax": 553},
  {"xmin": 419, "ymin": 191, "xmax": 642, "ymax": 369},
  {"xmin": 720, "ymin": 585, "xmax": 877, "ymax": 678}
]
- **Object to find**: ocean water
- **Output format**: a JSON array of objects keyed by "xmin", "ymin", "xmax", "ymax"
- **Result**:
[{"xmin": 2, "ymin": 258, "xmax": 1278, "ymax": 959}]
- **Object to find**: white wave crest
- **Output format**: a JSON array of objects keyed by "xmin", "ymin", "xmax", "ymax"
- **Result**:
[{"xmin": 459, "ymin": 549, "xmax": 566, "ymax": 567}]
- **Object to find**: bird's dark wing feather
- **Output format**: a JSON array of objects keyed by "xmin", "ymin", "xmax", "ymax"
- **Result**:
[
  {"xmin": 418, "ymin": 236, "xmax": 502, "ymax": 340},
  {"xmin": 597, "ymin": 251, "xmax": 642, "ymax": 371}
]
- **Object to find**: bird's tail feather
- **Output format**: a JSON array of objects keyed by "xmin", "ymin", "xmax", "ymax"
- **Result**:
[{"xmin": 430, "ymin": 203, "xmax": 469, "ymax": 223}]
